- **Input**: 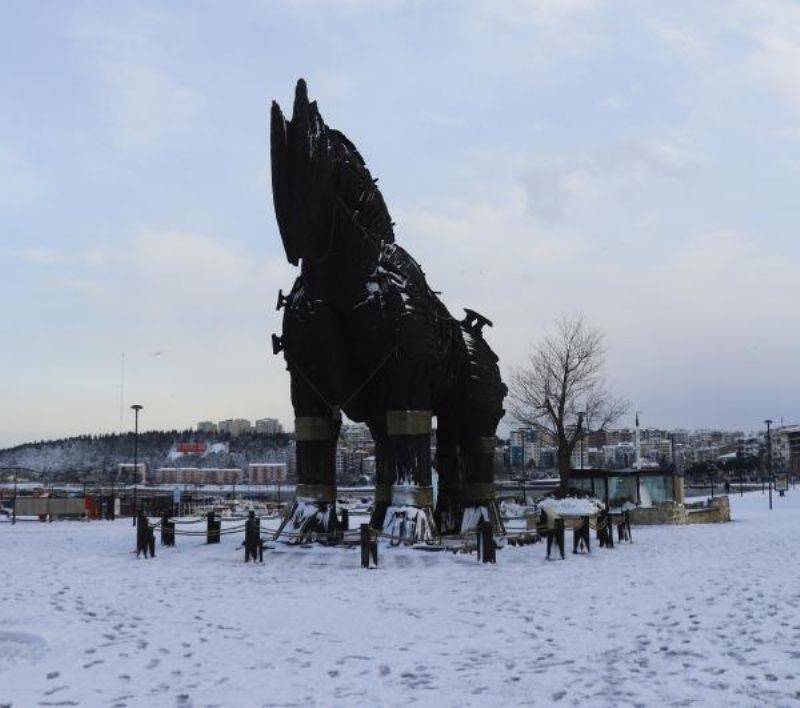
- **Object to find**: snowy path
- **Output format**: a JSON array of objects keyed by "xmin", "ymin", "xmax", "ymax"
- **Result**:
[{"xmin": 2, "ymin": 492, "xmax": 800, "ymax": 707}]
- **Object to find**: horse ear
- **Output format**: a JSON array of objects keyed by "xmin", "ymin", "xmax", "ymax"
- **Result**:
[
  {"xmin": 270, "ymin": 79, "xmax": 318, "ymax": 266},
  {"xmin": 270, "ymin": 101, "xmax": 297, "ymax": 263}
]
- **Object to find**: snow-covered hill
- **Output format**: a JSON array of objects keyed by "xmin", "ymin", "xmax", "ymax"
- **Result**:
[{"xmin": 0, "ymin": 431, "xmax": 293, "ymax": 480}]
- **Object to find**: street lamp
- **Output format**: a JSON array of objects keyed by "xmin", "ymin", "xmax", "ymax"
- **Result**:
[
  {"xmin": 109, "ymin": 466, "xmax": 116, "ymax": 520},
  {"xmin": 131, "ymin": 404, "xmax": 143, "ymax": 525},
  {"xmin": 577, "ymin": 411, "xmax": 586, "ymax": 470},
  {"xmin": 12, "ymin": 470, "xmax": 17, "ymax": 525},
  {"xmin": 765, "ymin": 419, "xmax": 773, "ymax": 511}
]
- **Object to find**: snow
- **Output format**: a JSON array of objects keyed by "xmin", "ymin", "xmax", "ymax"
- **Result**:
[
  {"xmin": 2, "ymin": 491, "xmax": 800, "ymax": 706},
  {"xmin": 459, "ymin": 505, "xmax": 490, "ymax": 533},
  {"xmin": 167, "ymin": 442, "xmax": 230, "ymax": 461},
  {"xmin": 538, "ymin": 497, "xmax": 604, "ymax": 516}
]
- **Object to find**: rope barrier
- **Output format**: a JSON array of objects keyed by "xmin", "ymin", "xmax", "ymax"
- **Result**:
[{"xmin": 139, "ymin": 512, "xmax": 585, "ymax": 551}]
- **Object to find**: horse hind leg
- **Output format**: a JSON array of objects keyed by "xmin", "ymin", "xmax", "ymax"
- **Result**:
[
  {"xmin": 433, "ymin": 409, "xmax": 463, "ymax": 535},
  {"xmin": 459, "ymin": 433, "xmax": 505, "ymax": 535},
  {"xmin": 457, "ymin": 325, "xmax": 507, "ymax": 535}
]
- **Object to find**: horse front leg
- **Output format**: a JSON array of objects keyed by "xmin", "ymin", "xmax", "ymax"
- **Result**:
[
  {"xmin": 275, "ymin": 396, "xmax": 343, "ymax": 544},
  {"xmin": 273, "ymin": 287, "xmax": 351, "ymax": 544}
]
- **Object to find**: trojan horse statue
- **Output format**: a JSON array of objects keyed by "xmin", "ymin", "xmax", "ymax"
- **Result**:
[{"xmin": 271, "ymin": 79, "xmax": 506, "ymax": 543}]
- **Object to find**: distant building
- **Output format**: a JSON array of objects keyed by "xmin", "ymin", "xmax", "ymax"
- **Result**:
[
  {"xmin": 197, "ymin": 421, "xmax": 218, "ymax": 433},
  {"xmin": 152, "ymin": 467, "xmax": 242, "ymax": 485},
  {"xmin": 538, "ymin": 446, "xmax": 557, "ymax": 471},
  {"xmin": 247, "ymin": 463, "xmax": 287, "ymax": 484},
  {"xmin": 218, "ymin": 419, "xmax": 252, "ymax": 436},
  {"xmin": 737, "ymin": 436, "xmax": 762, "ymax": 459},
  {"xmin": 255, "ymin": 418, "xmax": 283, "ymax": 435},
  {"xmin": 602, "ymin": 442, "xmax": 636, "ymax": 469},
  {"xmin": 340, "ymin": 423, "xmax": 372, "ymax": 446},
  {"xmin": 118, "ymin": 462, "xmax": 147, "ymax": 484},
  {"xmin": 361, "ymin": 456, "xmax": 376, "ymax": 482},
  {"xmin": 510, "ymin": 428, "xmax": 538, "ymax": 469},
  {"xmin": 772, "ymin": 425, "xmax": 800, "ymax": 475}
]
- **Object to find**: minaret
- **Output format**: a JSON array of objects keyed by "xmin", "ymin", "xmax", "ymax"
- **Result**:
[{"xmin": 634, "ymin": 411, "xmax": 641, "ymax": 470}]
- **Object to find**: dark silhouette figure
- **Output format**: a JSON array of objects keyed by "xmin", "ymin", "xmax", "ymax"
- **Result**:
[{"xmin": 271, "ymin": 80, "xmax": 506, "ymax": 543}]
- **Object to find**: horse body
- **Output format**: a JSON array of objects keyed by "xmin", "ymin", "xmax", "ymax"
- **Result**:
[{"xmin": 271, "ymin": 80, "xmax": 506, "ymax": 542}]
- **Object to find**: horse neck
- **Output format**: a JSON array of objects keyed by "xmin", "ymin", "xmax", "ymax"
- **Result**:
[{"xmin": 300, "ymin": 224, "xmax": 381, "ymax": 305}]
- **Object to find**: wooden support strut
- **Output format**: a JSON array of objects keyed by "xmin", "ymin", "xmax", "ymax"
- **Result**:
[
  {"xmin": 160, "ymin": 513, "xmax": 175, "ymax": 547},
  {"xmin": 207, "ymin": 512, "xmax": 221, "ymax": 544},
  {"xmin": 596, "ymin": 510, "xmax": 614, "ymax": 549},
  {"xmin": 545, "ymin": 517, "xmax": 565, "ymax": 560},
  {"xmin": 476, "ymin": 520, "xmax": 496, "ymax": 563},
  {"xmin": 360, "ymin": 524, "xmax": 378, "ymax": 569},
  {"xmin": 136, "ymin": 512, "xmax": 155, "ymax": 558},
  {"xmin": 245, "ymin": 512, "xmax": 263, "ymax": 563},
  {"xmin": 573, "ymin": 516, "xmax": 591, "ymax": 554}
]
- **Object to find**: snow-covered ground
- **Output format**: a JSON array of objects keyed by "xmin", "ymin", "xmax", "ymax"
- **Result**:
[{"xmin": 2, "ymin": 491, "xmax": 800, "ymax": 707}]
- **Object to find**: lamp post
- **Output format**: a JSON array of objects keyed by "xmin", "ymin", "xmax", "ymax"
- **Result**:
[
  {"xmin": 765, "ymin": 419, "xmax": 773, "ymax": 511},
  {"xmin": 12, "ymin": 470, "xmax": 17, "ymax": 525},
  {"xmin": 578, "ymin": 411, "xmax": 586, "ymax": 470},
  {"xmin": 109, "ymin": 466, "xmax": 115, "ymax": 520},
  {"xmin": 131, "ymin": 404, "xmax": 143, "ymax": 525}
]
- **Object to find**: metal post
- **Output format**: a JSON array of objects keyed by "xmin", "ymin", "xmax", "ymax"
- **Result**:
[
  {"xmin": 671, "ymin": 433, "xmax": 676, "ymax": 474},
  {"xmin": 131, "ymin": 404, "xmax": 143, "ymax": 525},
  {"xmin": 12, "ymin": 471, "xmax": 17, "ymax": 525},
  {"xmin": 765, "ymin": 419, "xmax": 773, "ymax": 511},
  {"xmin": 361, "ymin": 523, "xmax": 374, "ymax": 569}
]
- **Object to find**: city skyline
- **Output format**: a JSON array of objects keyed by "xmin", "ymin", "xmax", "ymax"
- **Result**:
[{"xmin": 2, "ymin": 1, "xmax": 799, "ymax": 447}]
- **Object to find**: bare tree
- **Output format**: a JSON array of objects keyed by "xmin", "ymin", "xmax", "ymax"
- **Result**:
[{"xmin": 508, "ymin": 314, "xmax": 629, "ymax": 494}]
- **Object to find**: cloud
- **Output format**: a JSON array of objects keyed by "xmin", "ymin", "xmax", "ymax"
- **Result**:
[
  {"xmin": 69, "ymin": 4, "xmax": 204, "ymax": 152},
  {"xmin": 470, "ymin": 0, "xmax": 603, "ymax": 31},
  {"xmin": 56, "ymin": 230, "xmax": 291, "ymax": 322},
  {"xmin": 0, "ymin": 146, "xmax": 52, "ymax": 210},
  {"xmin": 397, "ymin": 165, "xmax": 798, "ymax": 429},
  {"xmin": 647, "ymin": 19, "xmax": 711, "ymax": 62},
  {"xmin": 2, "ymin": 245, "xmax": 115, "ymax": 269},
  {"xmin": 101, "ymin": 61, "xmax": 203, "ymax": 152},
  {"xmin": 522, "ymin": 139, "xmax": 706, "ymax": 222},
  {"xmin": 8, "ymin": 228, "xmax": 295, "ymax": 440},
  {"xmin": 4, "ymin": 247, "xmax": 63, "ymax": 266},
  {"xmin": 748, "ymin": 33, "xmax": 800, "ymax": 113}
]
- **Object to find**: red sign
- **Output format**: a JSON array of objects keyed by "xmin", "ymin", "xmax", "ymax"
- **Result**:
[{"xmin": 176, "ymin": 442, "xmax": 207, "ymax": 455}]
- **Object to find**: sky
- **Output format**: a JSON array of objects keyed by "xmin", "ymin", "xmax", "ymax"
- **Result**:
[{"xmin": 1, "ymin": 0, "xmax": 798, "ymax": 447}]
